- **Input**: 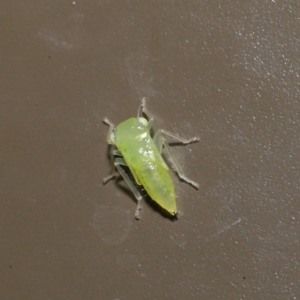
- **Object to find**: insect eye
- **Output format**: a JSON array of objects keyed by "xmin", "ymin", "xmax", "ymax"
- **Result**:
[{"xmin": 138, "ymin": 117, "xmax": 148, "ymax": 126}]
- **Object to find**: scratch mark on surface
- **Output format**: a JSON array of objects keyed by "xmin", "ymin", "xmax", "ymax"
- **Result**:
[{"xmin": 205, "ymin": 217, "xmax": 244, "ymax": 243}]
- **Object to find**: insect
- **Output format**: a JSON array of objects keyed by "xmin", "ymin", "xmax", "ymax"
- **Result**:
[{"xmin": 103, "ymin": 98, "xmax": 199, "ymax": 219}]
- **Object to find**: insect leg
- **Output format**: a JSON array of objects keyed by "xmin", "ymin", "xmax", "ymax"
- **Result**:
[
  {"xmin": 153, "ymin": 131, "xmax": 199, "ymax": 190},
  {"xmin": 113, "ymin": 150, "xmax": 122, "ymax": 156},
  {"xmin": 153, "ymin": 129, "xmax": 199, "ymax": 146},
  {"xmin": 103, "ymin": 118, "xmax": 120, "ymax": 183},
  {"xmin": 103, "ymin": 118, "xmax": 115, "ymax": 144},
  {"xmin": 114, "ymin": 158, "xmax": 143, "ymax": 220},
  {"xmin": 138, "ymin": 97, "xmax": 154, "ymax": 130},
  {"xmin": 103, "ymin": 150, "xmax": 123, "ymax": 184}
]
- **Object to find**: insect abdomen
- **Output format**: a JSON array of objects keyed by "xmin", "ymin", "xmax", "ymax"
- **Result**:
[{"xmin": 137, "ymin": 162, "xmax": 177, "ymax": 215}]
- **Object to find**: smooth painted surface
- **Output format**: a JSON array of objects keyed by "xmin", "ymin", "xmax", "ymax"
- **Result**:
[{"xmin": 1, "ymin": 1, "xmax": 300, "ymax": 299}]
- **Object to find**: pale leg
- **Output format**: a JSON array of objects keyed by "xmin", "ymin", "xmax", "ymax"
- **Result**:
[
  {"xmin": 138, "ymin": 97, "xmax": 154, "ymax": 130},
  {"xmin": 102, "ymin": 118, "xmax": 119, "ymax": 184},
  {"xmin": 153, "ymin": 129, "xmax": 199, "ymax": 146},
  {"xmin": 103, "ymin": 118, "xmax": 115, "ymax": 144},
  {"xmin": 102, "ymin": 150, "xmax": 122, "ymax": 184},
  {"xmin": 103, "ymin": 157, "xmax": 143, "ymax": 219},
  {"xmin": 113, "ymin": 158, "xmax": 143, "ymax": 219},
  {"xmin": 153, "ymin": 130, "xmax": 199, "ymax": 189}
]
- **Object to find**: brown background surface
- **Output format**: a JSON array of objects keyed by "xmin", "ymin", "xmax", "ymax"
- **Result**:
[{"xmin": 1, "ymin": 1, "xmax": 300, "ymax": 299}]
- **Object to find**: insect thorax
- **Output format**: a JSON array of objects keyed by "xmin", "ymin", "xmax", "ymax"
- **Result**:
[{"xmin": 115, "ymin": 118, "xmax": 148, "ymax": 146}]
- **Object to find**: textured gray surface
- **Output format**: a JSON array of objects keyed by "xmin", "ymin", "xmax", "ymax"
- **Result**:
[{"xmin": 1, "ymin": 1, "xmax": 300, "ymax": 299}]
